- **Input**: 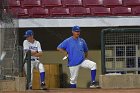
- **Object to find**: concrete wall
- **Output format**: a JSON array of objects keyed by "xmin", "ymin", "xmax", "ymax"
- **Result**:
[
  {"xmin": 99, "ymin": 74, "xmax": 140, "ymax": 88},
  {"xmin": 18, "ymin": 17, "xmax": 140, "ymax": 28},
  {"xmin": 40, "ymin": 50, "xmax": 101, "ymax": 88},
  {"xmin": 0, "ymin": 77, "xmax": 26, "ymax": 91}
]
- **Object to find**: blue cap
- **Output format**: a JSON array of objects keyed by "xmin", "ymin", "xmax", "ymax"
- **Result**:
[
  {"xmin": 24, "ymin": 30, "xmax": 34, "ymax": 37},
  {"xmin": 72, "ymin": 26, "xmax": 80, "ymax": 32}
]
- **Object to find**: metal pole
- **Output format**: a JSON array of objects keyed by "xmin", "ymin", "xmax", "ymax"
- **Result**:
[
  {"xmin": 18, "ymin": 46, "xmax": 23, "ymax": 77},
  {"xmin": 101, "ymin": 30, "xmax": 106, "ymax": 74},
  {"xmin": 26, "ymin": 50, "xmax": 31, "ymax": 89}
]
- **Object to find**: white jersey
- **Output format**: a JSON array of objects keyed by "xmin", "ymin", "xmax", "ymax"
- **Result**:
[{"xmin": 23, "ymin": 40, "xmax": 42, "ymax": 60}]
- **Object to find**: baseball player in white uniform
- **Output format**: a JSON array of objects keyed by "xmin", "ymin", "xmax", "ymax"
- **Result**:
[
  {"xmin": 23, "ymin": 30, "xmax": 47, "ymax": 90},
  {"xmin": 57, "ymin": 26, "xmax": 98, "ymax": 88}
]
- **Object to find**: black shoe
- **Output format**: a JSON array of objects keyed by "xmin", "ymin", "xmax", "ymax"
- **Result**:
[
  {"xmin": 89, "ymin": 82, "xmax": 99, "ymax": 88},
  {"xmin": 29, "ymin": 86, "xmax": 32, "ymax": 90},
  {"xmin": 41, "ymin": 82, "xmax": 47, "ymax": 90}
]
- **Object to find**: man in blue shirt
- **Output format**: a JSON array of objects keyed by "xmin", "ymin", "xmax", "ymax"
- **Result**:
[{"xmin": 57, "ymin": 25, "xmax": 97, "ymax": 88}]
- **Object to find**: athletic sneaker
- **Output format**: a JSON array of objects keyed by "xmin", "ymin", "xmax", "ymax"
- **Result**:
[
  {"xmin": 28, "ymin": 85, "xmax": 32, "ymax": 90},
  {"xmin": 40, "ymin": 82, "xmax": 47, "ymax": 90},
  {"xmin": 89, "ymin": 82, "xmax": 99, "ymax": 88}
]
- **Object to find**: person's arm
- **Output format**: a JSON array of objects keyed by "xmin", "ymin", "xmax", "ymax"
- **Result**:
[
  {"xmin": 57, "ymin": 48, "xmax": 68, "ymax": 60},
  {"xmin": 24, "ymin": 48, "xmax": 42, "ymax": 57},
  {"xmin": 23, "ymin": 40, "xmax": 30, "ymax": 54},
  {"xmin": 31, "ymin": 51, "xmax": 43, "ymax": 57},
  {"xmin": 57, "ymin": 48, "xmax": 67, "ymax": 56},
  {"xmin": 82, "ymin": 39, "xmax": 88, "ymax": 58},
  {"xmin": 57, "ymin": 39, "xmax": 68, "ymax": 57},
  {"xmin": 32, "ymin": 41, "xmax": 43, "ymax": 57}
]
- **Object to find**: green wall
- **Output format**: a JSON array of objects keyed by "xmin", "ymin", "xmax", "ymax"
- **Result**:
[{"xmin": 40, "ymin": 50, "xmax": 101, "ymax": 88}]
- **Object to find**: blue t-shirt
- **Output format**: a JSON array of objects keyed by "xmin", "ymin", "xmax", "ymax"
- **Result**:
[{"xmin": 57, "ymin": 36, "xmax": 88, "ymax": 66}]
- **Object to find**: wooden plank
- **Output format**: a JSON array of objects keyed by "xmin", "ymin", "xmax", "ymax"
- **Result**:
[
  {"xmin": 44, "ymin": 64, "xmax": 50, "ymax": 88},
  {"xmin": 32, "ymin": 64, "xmax": 61, "ymax": 89},
  {"xmin": 49, "ymin": 75, "xmax": 60, "ymax": 88},
  {"xmin": 32, "ymin": 70, "xmax": 40, "ymax": 89}
]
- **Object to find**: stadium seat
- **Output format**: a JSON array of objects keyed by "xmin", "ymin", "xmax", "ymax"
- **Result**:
[
  {"xmin": 90, "ymin": 7, "xmax": 111, "ymax": 16},
  {"xmin": 29, "ymin": 7, "xmax": 49, "ymax": 18},
  {"xmin": 111, "ymin": 7, "xmax": 132, "ymax": 16},
  {"xmin": 123, "ymin": 0, "xmax": 140, "ymax": 6},
  {"xmin": 103, "ymin": 0, "xmax": 122, "ymax": 7},
  {"xmin": 132, "ymin": 6, "xmax": 140, "ymax": 16},
  {"xmin": 82, "ymin": 0, "xmax": 103, "ymax": 7},
  {"xmin": 8, "ymin": 8, "xmax": 29, "ymax": 18},
  {"xmin": 21, "ymin": 0, "xmax": 41, "ymax": 7},
  {"xmin": 41, "ymin": 0, "xmax": 62, "ymax": 7},
  {"xmin": 69, "ymin": 7, "xmax": 90, "ymax": 16},
  {"xmin": 8, "ymin": 0, "xmax": 20, "ymax": 7},
  {"xmin": 50, "ymin": 7, "xmax": 70, "ymax": 17},
  {"xmin": 62, "ymin": 0, "xmax": 82, "ymax": 7}
]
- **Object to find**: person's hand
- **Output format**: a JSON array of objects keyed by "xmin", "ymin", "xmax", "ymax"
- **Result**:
[{"xmin": 31, "ymin": 51, "xmax": 37, "ymax": 56}]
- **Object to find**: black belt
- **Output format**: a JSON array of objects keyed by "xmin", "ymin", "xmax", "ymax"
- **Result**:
[{"xmin": 31, "ymin": 59, "xmax": 39, "ymax": 61}]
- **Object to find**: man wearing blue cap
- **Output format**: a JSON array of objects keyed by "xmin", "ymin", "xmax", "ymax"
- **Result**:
[
  {"xmin": 57, "ymin": 26, "xmax": 98, "ymax": 88},
  {"xmin": 23, "ymin": 30, "xmax": 47, "ymax": 90}
]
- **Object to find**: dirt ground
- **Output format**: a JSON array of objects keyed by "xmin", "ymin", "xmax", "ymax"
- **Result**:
[{"xmin": 1, "ymin": 88, "xmax": 140, "ymax": 93}]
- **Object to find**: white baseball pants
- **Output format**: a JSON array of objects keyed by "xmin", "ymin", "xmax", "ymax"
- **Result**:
[
  {"xmin": 24, "ymin": 60, "xmax": 45, "ymax": 86},
  {"xmin": 69, "ymin": 59, "xmax": 96, "ymax": 84}
]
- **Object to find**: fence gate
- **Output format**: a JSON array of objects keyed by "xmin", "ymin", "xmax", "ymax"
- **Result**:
[{"xmin": 101, "ymin": 28, "xmax": 140, "ymax": 74}]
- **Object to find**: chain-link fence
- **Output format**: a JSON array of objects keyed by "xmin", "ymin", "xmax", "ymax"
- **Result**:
[
  {"xmin": 101, "ymin": 28, "xmax": 140, "ymax": 74},
  {"xmin": 0, "ymin": 0, "xmax": 23, "ymax": 80}
]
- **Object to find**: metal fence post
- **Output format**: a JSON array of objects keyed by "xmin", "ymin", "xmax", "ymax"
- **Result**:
[
  {"xmin": 101, "ymin": 30, "xmax": 106, "ymax": 74},
  {"xmin": 18, "ymin": 46, "xmax": 24, "ymax": 77},
  {"xmin": 26, "ymin": 50, "xmax": 31, "ymax": 89}
]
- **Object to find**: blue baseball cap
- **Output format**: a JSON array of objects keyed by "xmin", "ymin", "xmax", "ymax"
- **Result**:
[
  {"xmin": 24, "ymin": 30, "xmax": 34, "ymax": 37},
  {"xmin": 72, "ymin": 26, "xmax": 80, "ymax": 32}
]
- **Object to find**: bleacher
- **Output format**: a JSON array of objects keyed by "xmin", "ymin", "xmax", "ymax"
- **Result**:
[{"xmin": 6, "ymin": 0, "xmax": 140, "ymax": 18}]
